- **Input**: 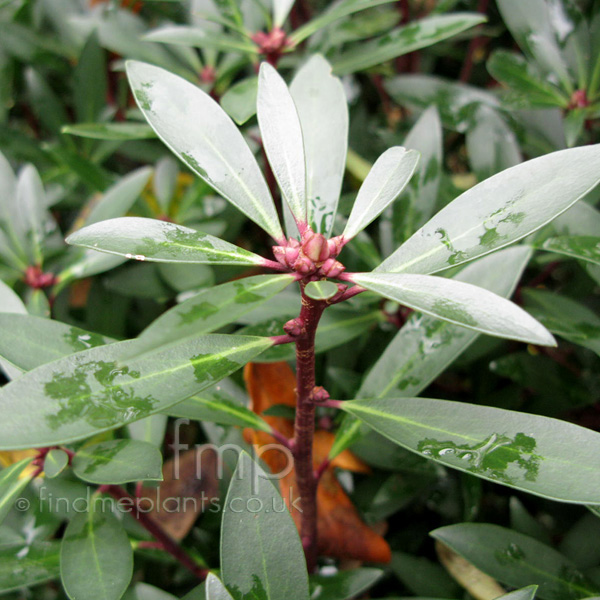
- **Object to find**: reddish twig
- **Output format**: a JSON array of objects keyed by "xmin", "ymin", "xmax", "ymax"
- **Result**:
[{"xmin": 459, "ymin": 0, "xmax": 489, "ymax": 83}]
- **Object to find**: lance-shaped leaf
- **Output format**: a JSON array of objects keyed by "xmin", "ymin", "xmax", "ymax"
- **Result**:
[
  {"xmin": 376, "ymin": 144, "xmax": 600, "ymax": 275},
  {"xmin": 0, "ymin": 542, "xmax": 60, "ymax": 594},
  {"xmin": 332, "ymin": 14, "xmax": 486, "ymax": 75},
  {"xmin": 359, "ymin": 246, "xmax": 532, "ymax": 399},
  {"xmin": 66, "ymin": 217, "xmax": 266, "ymax": 266},
  {"xmin": 44, "ymin": 449, "xmax": 69, "ymax": 479},
  {"xmin": 126, "ymin": 61, "xmax": 283, "ymax": 242},
  {"xmin": 72, "ymin": 439, "xmax": 163, "ymax": 485},
  {"xmin": 341, "ymin": 397, "xmax": 600, "ymax": 504},
  {"xmin": 351, "ymin": 272, "xmax": 554, "ymax": 346},
  {"xmin": 0, "ymin": 280, "xmax": 26, "ymax": 315},
  {"xmin": 0, "ymin": 458, "xmax": 33, "ymax": 527},
  {"xmin": 221, "ymin": 452, "xmax": 310, "ymax": 600},
  {"xmin": 0, "ymin": 313, "xmax": 113, "ymax": 374},
  {"xmin": 61, "ymin": 122, "xmax": 155, "ymax": 140},
  {"xmin": 143, "ymin": 26, "xmax": 258, "ymax": 54},
  {"xmin": 273, "ymin": 0, "xmax": 295, "ymax": 27},
  {"xmin": 343, "ymin": 147, "xmax": 420, "ymax": 240},
  {"xmin": 310, "ymin": 569, "xmax": 384, "ymax": 600},
  {"xmin": 206, "ymin": 573, "xmax": 234, "ymax": 600},
  {"xmin": 290, "ymin": 55, "xmax": 348, "ymax": 236},
  {"xmin": 61, "ymin": 499, "xmax": 133, "ymax": 600},
  {"xmin": 535, "ymin": 235, "xmax": 600, "ymax": 266},
  {"xmin": 432, "ymin": 524, "xmax": 599, "ymax": 600},
  {"xmin": 258, "ymin": 63, "xmax": 307, "ymax": 226},
  {"xmin": 496, "ymin": 587, "xmax": 539, "ymax": 600},
  {"xmin": 0, "ymin": 334, "xmax": 272, "ymax": 450},
  {"xmin": 125, "ymin": 274, "xmax": 294, "ymax": 359}
]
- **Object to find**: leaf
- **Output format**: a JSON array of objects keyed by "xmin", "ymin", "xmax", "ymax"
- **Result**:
[
  {"xmin": 44, "ymin": 449, "xmax": 69, "ymax": 479},
  {"xmin": 72, "ymin": 439, "xmax": 163, "ymax": 485},
  {"xmin": 257, "ymin": 62, "xmax": 307, "ymax": 226},
  {"xmin": 351, "ymin": 272, "xmax": 555, "ymax": 346},
  {"xmin": 0, "ymin": 458, "xmax": 33, "ymax": 526},
  {"xmin": 536, "ymin": 235, "xmax": 600, "ymax": 266},
  {"xmin": 376, "ymin": 144, "xmax": 600, "ymax": 275},
  {"xmin": 221, "ymin": 452, "xmax": 310, "ymax": 600},
  {"xmin": 0, "ymin": 334, "xmax": 272, "ymax": 449},
  {"xmin": 206, "ymin": 573, "xmax": 234, "ymax": 600},
  {"xmin": 487, "ymin": 51, "xmax": 568, "ymax": 108},
  {"xmin": 391, "ymin": 551, "xmax": 459, "ymax": 598},
  {"xmin": 310, "ymin": 568, "xmax": 383, "ymax": 600},
  {"xmin": 126, "ymin": 61, "xmax": 283, "ymax": 242},
  {"xmin": 61, "ymin": 122, "xmax": 156, "ymax": 140},
  {"xmin": 343, "ymin": 147, "xmax": 420, "ymax": 240},
  {"xmin": 143, "ymin": 26, "xmax": 257, "ymax": 54},
  {"xmin": 289, "ymin": 0, "xmax": 397, "ymax": 45},
  {"xmin": 332, "ymin": 14, "xmax": 486, "ymax": 75},
  {"xmin": 304, "ymin": 280, "xmax": 338, "ymax": 301},
  {"xmin": 61, "ymin": 499, "xmax": 133, "ymax": 600},
  {"xmin": 220, "ymin": 76, "xmax": 258, "ymax": 125},
  {"xmin": 272, "ymin": 0, "xmax": 295, "ymax": 27},
  {"xmin": 0, "ymin": 279, "xmax": 26, "ymax": 314},
  {"xmin": 127, "ymin": 414, "xmax": 168, "ymax": 447},
  {"xmin": 126, "ymin": 274, "xmax": 294, "ymax": 359},
  {"xmin": 359, "ymin": 246, "xmax": 532, "ymax": 399},
  {"xmin": 74, "ymin": 32, "xmax": 107, "ymax": 123},
  {"xmin": 290, "ymin": 54, "xmax": 348, "ymax": 236},
  {"xmin": 341, "ymin": 397, "xmax": 600, "ymax": 504},
  {"xmin": 431, "ymin": 524, "xmax": 598, "ymax": 600},
  {"xmin": 496, "ymin": 587, "xmax": 539, "ymax": 600},
  {"xmin": 0, "ymin": 313, "xmax": 113, "ymax": 374},
  {"xmin": 66, "ymin": 217, "xmax": 266, "ymax": 266},
  {"xmin": 0, "ymin": 542, "xmax": 60, "ymax": 593}
]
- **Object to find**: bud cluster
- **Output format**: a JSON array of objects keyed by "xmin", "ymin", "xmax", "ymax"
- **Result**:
[
  {"xmin": 24, "ymin": 265, "xmax": 57, "ymax": 290},
  {"xmin": 273, "ymin": 230, "xmax": 345, "ymax": 279}
]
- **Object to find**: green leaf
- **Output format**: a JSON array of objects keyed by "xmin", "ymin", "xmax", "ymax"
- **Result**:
[
  {"xmin": 61, "ymin": 499, "xmax": 133, "ymax": 600},
  {"xmin": 0, "ymin": 279, "xmax": 26, "ymax": 314},
  {"xmin": 0, "ymin": 313, "xmax": 113, "ymax": 374},
  {"xmin": 359, "ymin": 246, "xmax": 532, "ymax": 399},
  {"xmin": 44, "ymin": 449, "xmax": 69, "ymax": 479},
  {"xmin": 61, "ymin": 122, "xmax": 156, "ymax": 140},
  {"xmin": 332, "ymin": 14, "xmax": 486, "ymax": 75},
  {"xmin": 341, "ymin": 397, "xmax": 600, "ymax": 504},
  {"xmin": 72, "ymin": 439, "xmax": 163, "ymax": 484},
  {"xmin": 126, "ymin": 61, "xmax": 283, "ymax": 242},
  {"xmin": 258, "ymin": 63, "xmax": 307, "ymax": 225},
  {"xmin": 352, "ymin": 271, "xmax": 554, "ymax": 345},
  {"xmin": 143, "ymin": 26, "xmax": 258, "ymax": 54},
  {"xmin": 431, "ymin": 523, "xmax": 598, "ymax": 600},
  {"xmin": 290, "ymin": 54, "xmax": 348, "ymax": 236},
  {"xmin": 206, "ymin": 573, "xmax": 234, "ymax": 600},
  {"xmin": 376, "ymin": 144, "xmax": 600, "ymax": 275},
  {"xmin": 0, "ymin": 458, "xmax": 33, "ymax": 526},
  {"xmin": 127, "ymin": 414, "xmax": 168, "ymax": 448},
  {"xmin": 536, "ymin": 235, "xmax": 600, "ymax": 266},
  {"xmin": 126, "ymin": 274, "xmax": 294, "ymax": 359},
  {"xmin": 343, "ymin": 147, "xmax": 420, "ymax": 240},
  {"xmin": 0, "ymin": 334, "xmax": 272, "ymax": 449},
  {"xmin": 74, "ymin": 32, "xmax": 107, "ymax": 123},
  {"xmin": 391, "ymin": 552, "xmax": 459, "ymax": 598},
  {"xmin": 310, "ymin": 568, "xmax": 383, "ymax": 600},
  {"xmin": 221, "ymin": 452, "xmax": 310, "ymax": 600},
  {"xmin": 289, "ymin": 0, "xmax": 396, "ymax": 45},
  {"xmin": 304, "ymin": 280, "xmax": 338, "ymax": 301},
  {"xmin": 272, "ymin": 0, "xmax": 295, "ymax": 27},
  {"xmin": 220, "ymin": 76, "xmax": 258, "ymax": 126},
  {"xmin": 66, "ymin": 217, "xmax": 266, "ymax": 266},
  {"xmin": 0, "ymin": 542, "xmax": 60, "ymax": 593},
  {"xmin": 496, "ymin": 585, "xmax": 539, "ymax": 600},
  {"xmin": 487, "ymin": 50, "xmax": 568, "ymax": 108}
]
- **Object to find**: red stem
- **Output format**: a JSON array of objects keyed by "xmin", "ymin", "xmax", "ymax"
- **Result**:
[
  {"xmin": 100, "ymin": 485, "xmax": 207, "ymax": 580},
  {"xmin": 459, "ymin": 0, "xmax": 489, "ymax": 83}
]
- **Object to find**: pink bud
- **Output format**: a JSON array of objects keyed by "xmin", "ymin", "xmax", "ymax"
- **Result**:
[
  {"xmin": 272, "ymin": 245, "xmax": 287, "ymax": 266},
  {"xmin": 327, "ymin": 236, "xmax": 344, "ymax": 258},
  {"xmin": 283, "ymin": 318, "xmax": 304, "ymax": 337},
  {"xmin": 302, "ymin": 233, "xmax": 329, "ymax": 262},
  {"xmin": 311, "ymin": 386, "xmax": 330, "ymax": 403},
  {"xmin": 288, "ymin": 238, "xmax": 301, "ymax": 248},
  {"xmin": 320, "ymin": 258, "xmax": 345, "ymax": 278},
  {"xmin": 294, "ymin": 255, "xmax": 315, "ymax": 275},
  {"xmin": 283, "ymin": 246, "xmax": 299, "ymax": 267}
]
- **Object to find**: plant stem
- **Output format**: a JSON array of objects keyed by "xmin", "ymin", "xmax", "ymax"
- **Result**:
[
  {"xmin": 292, "ymin": 288, "xmax": 325, "ymax": 572},
  {"xmin": 100, "ymin": 484, "xmax": 207, "ymax": 580}
]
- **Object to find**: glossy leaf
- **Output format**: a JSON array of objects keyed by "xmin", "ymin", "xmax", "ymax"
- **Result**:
[
  {"xmin": 126, "ymin": 61, "xmax": 283, "ymax": 242},
  {"xmin": 359, "ymin": 246, "xmax": 532, "ymax": 399},
  {"xmin": 126, "ymin": 274, "xmax": 294, "ymax": 359},
  {"xmin": 0, "ymin": 542, "xmax": 60, "ymax": 593},
  {"xmin": 0, "ymin": 313, "xmax": 113, "ymax": 374},
  {"xmin": 258, "ymin": 63, "xmax": 307, "ymax": 225},
  {"xmin": 0, "ymin": 458, "xmax": 32, "ymax": 526},
  {"xmin": 73, "ymin": 32, "xmax": 106, "ymax": 123},
  {"xmin": 61, "ymin": 122, "xmax": 156, "ymax": 140},
  {"xmin": 206, "ymin": 573, "xmax": 234, "ymax": 600},
  {"xmin": 536, "ymin": 235, "xmax": 600, "ymax": 266},
  {"xmin": 290, "ymin": 54, "xmax": 348, "ymax": 236},
  {"xmin": 72, "ymin": 439, "xmax": 163, "ymax": 484},
  {"xmin": 332, "ymin": 14, "xmax": 486, "ymax": 75},
  {"xmin": 377, "ymin": 144, "xmax": 600, "ymax": 275},
  {"xmin": 0, "ymin": 280, "xmax": 26, "ymax": 315},
  {"xmin": 66, "ymin": 217, "xmax": 265, "ymax": 266},
  {"xmin": 432, "ymin": 524, "xmax": 598, "ymax": 600},
  {"xmin": 127, "ymin": 414, "xmax": 168, "ymax": 448},
  {"xmin": 273, "ymin": 0, "xmax": 295, "ymax": 27},
  {"xmin": 0, "ymin": 334, "xmax": 272, "ymax": 449},
  {"xmin": 305, "ymin": 280, "xmax": 338, "ymax": 301},
  {"xmin": 143, "ymin": 26, "xmax": 257, "ymax": 53},
  {"xmin": 221, "ymin": 452, "xmax": 310, "ymax": 600},
  {"xmin": 342, "ymin": 397, "xmax": 600, "ymax": 504},
  {"xmin": 61, "ymin": 500, "xmax": 133, "ymax": 600},
  {"xmin": 44, "ymin": 449, "xmax": 69, "ymax": 479},
  {"xmin": 496, "ymin": 586, "xmax": 539, "ymax": 600},
  {"xmin": 220, "ymin": 76, "xmax": 258, "ymax": 125},
  {"xmin": 352, "ymin": 271, "xmax": 554, "ymax": 345},
  {"xmin": 343, "ymin": 147, "xmax": 420, "ymax": 241},
  {"xmin": 310, "ymin": 568, "xmax": 383, "ymax": 600}
]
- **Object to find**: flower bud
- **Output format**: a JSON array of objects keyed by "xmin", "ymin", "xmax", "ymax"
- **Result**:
[
  {"xmin": 327, "ymin": 236, "xmax": 344, "ymax": 258},
  {"xmin": 302, "ymin": 233, "xmax": 329, "ymax": 262},
  {"xmin": 311, "ymin": 386, "xmax": 330, "ymax": 403},
  {"xmin": 272, "ymin": 245, "xmax": 287, "ymax": 266},
  {"xmin": 283, "ymin": 317, "xmax": 304, "ymax": 337},
  {"xmin": 283, "ymin": 246, "xmax": 299, "ymax": 267},
  {"xmin": 294, "ymin": 255, "xmax": 315, "ymax": 275},
  {"xmin": 320, "ymin": 258, "xmax": 345, "ymax": 278}
]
